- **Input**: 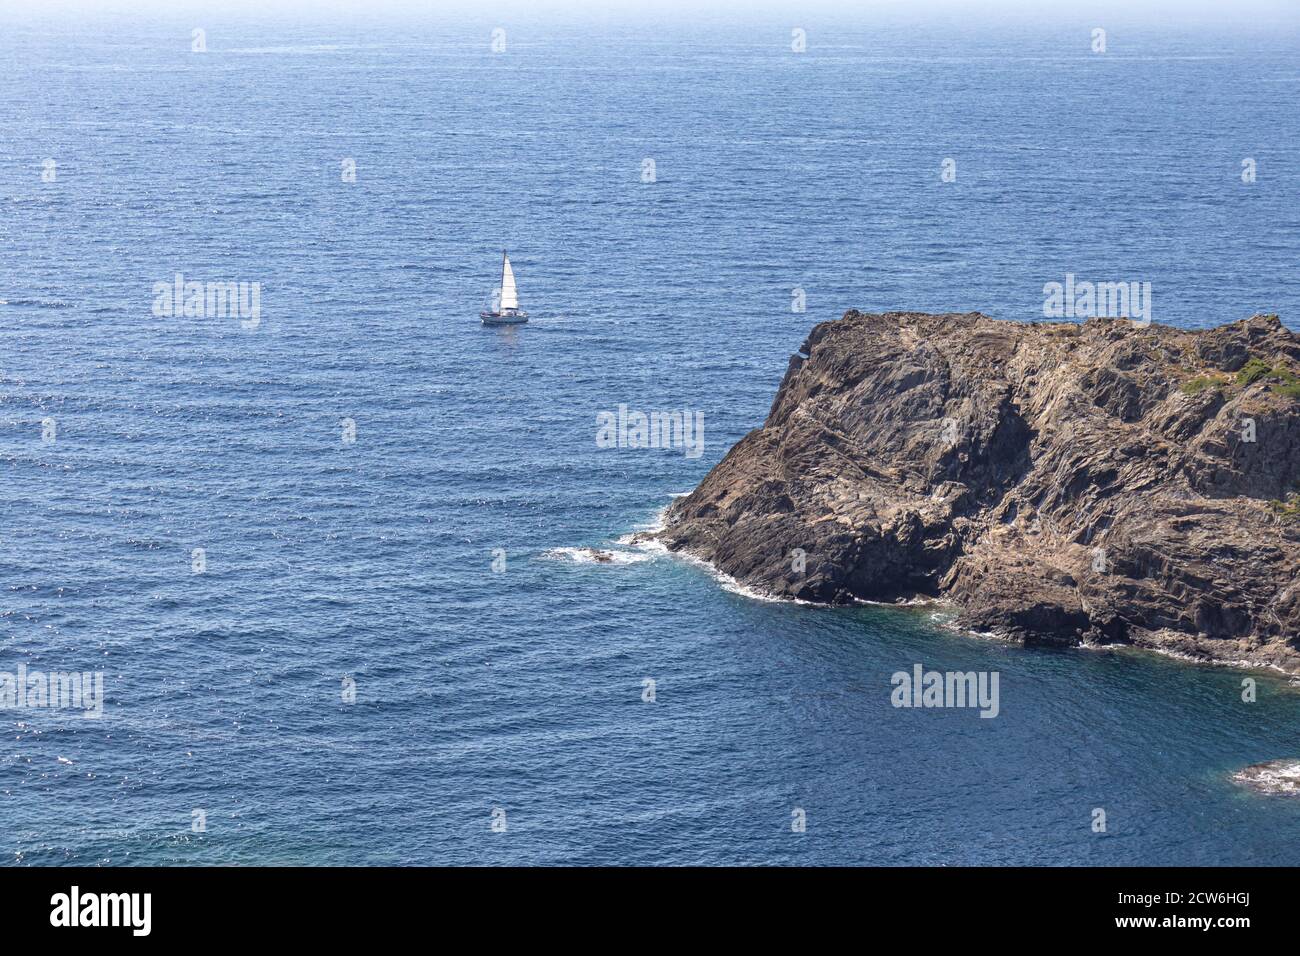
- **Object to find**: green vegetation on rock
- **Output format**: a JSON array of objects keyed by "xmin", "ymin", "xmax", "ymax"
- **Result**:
[
  {"xmin": 1237, "ymin": 358, "xmax": 1273, "ymax": 386},
  {"xmin": 1180, "ymin": 376, "xmax": 1221, "ymax": 396},
  {"xmin": 1271, "ymin": 494, "xmax": 1300, "ymax": 519},
  {"xmin": 1272, "ymin": 367, "xmax": 1300, "ymax": 399},
  {"xmin": 1183, "ymin": 354, "xmax": 1300, "ymax": 400}
]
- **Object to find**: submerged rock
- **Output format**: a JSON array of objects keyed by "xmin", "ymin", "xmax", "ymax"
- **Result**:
[
  {"xmin": 1232, "ymin": 760, "xmax": 1300, "ymax": 794},
  {"xmin": 657, "ymin": 311, "xmax": 1300, "ymax": 672}
]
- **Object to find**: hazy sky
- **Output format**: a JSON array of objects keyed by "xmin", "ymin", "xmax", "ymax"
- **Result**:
[{"xmin": 4, "ymin": 0, "xmax": 1298, "ymax": 25}]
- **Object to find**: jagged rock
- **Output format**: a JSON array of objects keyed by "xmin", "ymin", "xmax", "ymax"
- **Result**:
[{"xmin": 654, "ymin": 311, "xmax": 1300, "ymax": 672}]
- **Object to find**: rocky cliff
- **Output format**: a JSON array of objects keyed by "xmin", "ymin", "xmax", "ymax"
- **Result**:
[{"xmin": 655, "ymin": 311, "xmax": 1300, "ymax": 673}]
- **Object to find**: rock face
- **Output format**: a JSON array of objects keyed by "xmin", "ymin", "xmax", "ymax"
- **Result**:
[{"xmin": 656, "ymin": 311, "xmax": 1300, "ymax": 673}]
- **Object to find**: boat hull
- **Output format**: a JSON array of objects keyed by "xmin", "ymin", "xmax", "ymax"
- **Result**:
[{"xmin": 481, "ymin": 311, "xmax": 529, "ymax": 326}]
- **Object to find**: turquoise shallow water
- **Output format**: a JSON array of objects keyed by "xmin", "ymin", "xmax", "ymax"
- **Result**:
[{"xmin": 3, "ymin": 7, "xmax": 1300, "ymax": 865}]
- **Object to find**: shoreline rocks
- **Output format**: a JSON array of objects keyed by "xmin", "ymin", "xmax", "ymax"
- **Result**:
[{"xmin": 654, "ymin": 311, "xmax": 1300, "ymax": 674}]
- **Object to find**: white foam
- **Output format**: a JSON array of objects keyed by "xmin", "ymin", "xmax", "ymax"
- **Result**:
[
  {"xmin": 615, "ymin": 501, "xmax": 678, "ymax": 546},
  {"xmin": 1119, "ymin": 640, "xmax": 1295, "ymax": 676},
  {"xmin": 1232, "ymin": 760, "xmax": 1300, "ymax": 795},
  {"xmin": 664, "ymin": 547, "xmax": 820, "ymax": 604},
  {"xmin": 542, "ymin": 546, "xmax": 652, "ymax": 566}
]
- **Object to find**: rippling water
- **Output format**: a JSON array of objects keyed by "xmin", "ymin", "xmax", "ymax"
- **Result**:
[{"xmin": 3, "ymin": 6, "xmax": 1300, "ymax": 865}]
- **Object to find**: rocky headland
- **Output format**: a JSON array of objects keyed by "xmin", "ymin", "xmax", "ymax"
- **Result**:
[{"xmin": 653, "ymin": 311, "xmax": 1300, "ymax": 674}]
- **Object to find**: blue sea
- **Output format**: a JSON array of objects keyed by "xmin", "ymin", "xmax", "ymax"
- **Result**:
[{"xmin": 4, "ymin": 4, "xmax": 1300, "ymax": 865}]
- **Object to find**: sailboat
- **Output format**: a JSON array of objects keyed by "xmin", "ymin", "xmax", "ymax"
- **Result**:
[{"xmin": 480, "ymin": 251, "xmax": 528, "ymax": 325}]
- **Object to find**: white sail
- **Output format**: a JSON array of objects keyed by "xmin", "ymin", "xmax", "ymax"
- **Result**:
[{"xmin": 499, "ymin": 253, "xmax": 519, "ymax": 311}]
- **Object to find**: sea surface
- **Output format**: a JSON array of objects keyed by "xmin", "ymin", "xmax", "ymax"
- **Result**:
[{"xmin": 4, "ymin": 6, "xmax": 1300, "ymax": 865}]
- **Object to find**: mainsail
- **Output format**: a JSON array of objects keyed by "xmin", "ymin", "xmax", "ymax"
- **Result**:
[{"xmin": 499, "ymin": 253, "xmax": 519, "ymax": 311}]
